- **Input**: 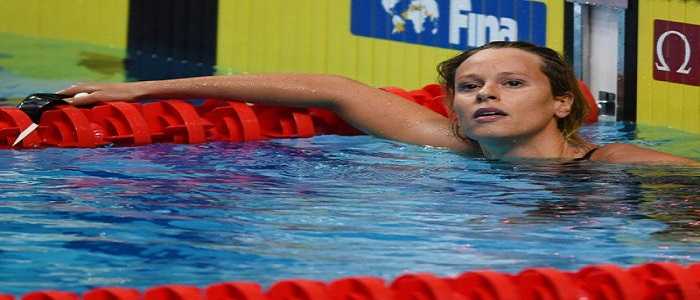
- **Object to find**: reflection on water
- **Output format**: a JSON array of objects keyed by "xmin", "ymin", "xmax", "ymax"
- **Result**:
[
  {"xmin": 0, "ymin": 33, "xmax": 126, "ymax": 100},
  {"xmin": 77, "ymin": 52, "xmax": 125, "ymax": 77},
  {"xmin": 0, "ymin": 127, "xmax": 698, "ymax": 294}
]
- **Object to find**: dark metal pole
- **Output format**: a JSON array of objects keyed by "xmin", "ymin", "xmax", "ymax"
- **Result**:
[{"xmin": 622, "ymin": 0, "xmax": 639, "ymax": 122}]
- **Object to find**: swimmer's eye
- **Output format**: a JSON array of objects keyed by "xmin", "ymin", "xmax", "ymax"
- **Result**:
[
  {"xmin": 457, "ymin": 82, "xmax": 481, "ymax": 92},
  {"xmin": 503, "ymin": 80, "xmax": 525, "ymax": 88}
]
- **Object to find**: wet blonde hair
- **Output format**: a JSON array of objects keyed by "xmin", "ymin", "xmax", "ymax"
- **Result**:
[{"xmin": 437, "ymin": 41, "xmax": 589, "ymax": 146}]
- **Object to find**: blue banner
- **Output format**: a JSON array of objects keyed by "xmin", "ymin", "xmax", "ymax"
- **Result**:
[{"xmin": 351, "ymin": 0, "xmax": 547, "ymax": 50}]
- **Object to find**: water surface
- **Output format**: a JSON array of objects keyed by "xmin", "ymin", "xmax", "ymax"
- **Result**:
[{"xmin": 0, "ymin": 126, "xmax": 698, "ymax": 294}]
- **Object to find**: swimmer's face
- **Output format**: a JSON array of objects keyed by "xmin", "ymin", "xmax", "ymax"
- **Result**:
[{"xmin": 451, "ymin": 48, "xmax": 573, "ymax": 142}]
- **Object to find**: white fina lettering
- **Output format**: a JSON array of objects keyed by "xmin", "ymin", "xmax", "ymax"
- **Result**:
[{"xmin": 449, "ymin": 0, "xmax": 518, "ymax": 47}]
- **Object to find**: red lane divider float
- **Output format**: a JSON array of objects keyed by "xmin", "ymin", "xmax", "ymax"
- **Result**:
[
  {"xmin": 629, "ymin": 262, "xmax": 700, "ymax": 299},
  {"xmin": 0, "ymin": 107, "xmax": 42, "ymax": 148},
  {"xmin": 576, "ymin": 264, "xmax": 643, "ymax": 300},
  {"xmin": 140, "ymin": 100, "xmax": 210, "ymax": 144},
  {"xmin": 328, "ymin": 277, "xmax": 391, "ymax": 300},
  {"xmin": 145, "ymin": 286, "xmax": 202, "ymax": 300},
  {"xmin": 206, "ymin": 282, "xmax": 265, "ymax": 300},
  {"xmin": 88, "ymin": 102, "xmax": 152, "ymax": 146},
  {"xmin": 1, "ymin": 262, "xmax": 697, "ymax": 300},
  {"xmin": 197, "ymin": 100, "xmax": 263, "ymax": 142},
  {"xmin": 23, "ymin": 291, "xmax": 80, "ymax": 300},
  {"xmin": 578, "ymin": 80, "xmax": 599, "ymax": 124},
  {"xmin": 0, "ymin": 83, "xmax": 599, "ymax": 149},
  {"xmin": 252, "ymin": 106, "xmax": 316, "ymax": 139},
  {"xmin": 516, "ymin": 268, "xmax": 582, "ymax": 300},
  {"xmin": 39, "ymin": 104, "xmax": 104, "ymax": 148},
  {"xmin": 450, "ymin": 271, "xmax": 519, "ymax": 300},
  {"xmin": 266, "ymin": 280, "xmax": 328, "ymax": 300},
  {"xmin": 83, "ymin": 288, "xmax": 141, "ymax": 300}
]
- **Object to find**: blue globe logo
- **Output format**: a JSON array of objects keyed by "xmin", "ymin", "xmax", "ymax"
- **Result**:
[{"xmin": 381, "ymin": 0, "xmax": 440, "ymax": 35}]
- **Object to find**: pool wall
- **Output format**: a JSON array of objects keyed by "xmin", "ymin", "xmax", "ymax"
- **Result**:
[
  {"xmin": 1, "ymin": 0, "xmax": 699, "ymax": 134},
  {"xmin": 0, "ymin": 0, "xmax": 564, "ymax": 88},
  {"xmin": 0, "ymin": 0, "xmax": 128, "ymax": 49},
  {"xmin": 215, "ymin": 0, "xmax": 565, "ymax": 90}
]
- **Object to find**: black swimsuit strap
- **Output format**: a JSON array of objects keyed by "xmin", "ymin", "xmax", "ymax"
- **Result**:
[{"xmin": 573, "ymin": 147, "xmax": 599, "ymax": 161}]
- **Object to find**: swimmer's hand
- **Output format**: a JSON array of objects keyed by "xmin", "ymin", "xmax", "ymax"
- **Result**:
[{"xmin": 57, "ymin": 82, "xmax": 145, "ymax": 106}]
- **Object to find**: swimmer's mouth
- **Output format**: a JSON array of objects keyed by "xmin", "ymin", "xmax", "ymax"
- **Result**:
[{"xmin": 473, "ymin": 108, "xmax": 508, "ymax": 119}]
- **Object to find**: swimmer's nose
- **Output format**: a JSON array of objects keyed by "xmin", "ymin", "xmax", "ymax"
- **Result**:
[
  {"xmin": 475, "ymin": 83, "xmax": 499, "ymax": 103},
  {"xmin": 476, "ymin": 92, "xmax": 497, "ymax": 102}
]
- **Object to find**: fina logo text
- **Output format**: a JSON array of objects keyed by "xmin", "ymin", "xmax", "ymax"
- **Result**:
[
  {"xmin": 351, "ymin": 0, "xmax": 547, "ymax": 50},
  {"xmin": 449, "ymin": 1, "xmax": 517, "ymax": 47}
]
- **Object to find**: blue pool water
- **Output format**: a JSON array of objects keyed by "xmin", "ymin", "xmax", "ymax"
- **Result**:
[
  {"xmin": 0, "ymin": 33, "xmax": 699, "ymax": 295},
  {"xmin": 0, "ymin": 124, "xmax": 698, "ymax": 295}
]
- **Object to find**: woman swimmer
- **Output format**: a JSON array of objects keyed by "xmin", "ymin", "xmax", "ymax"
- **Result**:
[{"xmin": 58, "ymin": 41, "xmax": 697, "ymax": 165}]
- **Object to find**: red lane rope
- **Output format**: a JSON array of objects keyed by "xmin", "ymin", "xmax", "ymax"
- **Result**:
[
  {"xmin": 2, "ymin": 262, "xmax": 697, "ymax": 300},
  {"xmin": 0, "ymin": 83, "xmax": 598, "ymax": 149},
  {"xmin": 0, "ymin": 84, "xmax": 433, "ymax": 149}
]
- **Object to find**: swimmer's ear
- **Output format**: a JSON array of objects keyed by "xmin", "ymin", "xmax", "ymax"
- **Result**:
[{"xmin": 553, "ymin": 92, "xmax": 574, "ymax": 118}]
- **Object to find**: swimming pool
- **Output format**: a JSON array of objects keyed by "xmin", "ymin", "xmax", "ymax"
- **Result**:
[{"xmin": 1, "ymin": 33, "xmax": 699, "ymax": 297}]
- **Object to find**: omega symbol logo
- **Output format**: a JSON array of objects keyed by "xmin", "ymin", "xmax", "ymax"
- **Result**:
[{"xmin": 655, "ymin": 30, "xmax": 692, "ymax": 74}]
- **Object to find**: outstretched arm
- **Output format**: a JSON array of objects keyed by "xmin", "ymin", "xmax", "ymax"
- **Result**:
[{"xmin": 59, "ymin": 74, "xmax": 474, "ymax": 153}]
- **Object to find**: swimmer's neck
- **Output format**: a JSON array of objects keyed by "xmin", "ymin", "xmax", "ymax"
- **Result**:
[{"xmin": 478, "ymin": 127, "xmax": 576, "ymax": 160}]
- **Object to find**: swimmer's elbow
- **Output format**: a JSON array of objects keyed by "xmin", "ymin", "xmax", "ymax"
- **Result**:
[
  {"xmin": 323, "ymin": 75, "xmax": 370, "ymax": 94},
  {"xmin": 308, "ymin": 75, "xmax": 363, "ymax": 107},
  {"xmin": 319, "ymin": 75, "xmax": 387, "ymax": 110}
]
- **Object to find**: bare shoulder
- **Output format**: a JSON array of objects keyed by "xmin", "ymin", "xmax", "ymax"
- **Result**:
[{"xmin": 594, "ymin": 143, "xmax": 699, "ymax": 165}]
